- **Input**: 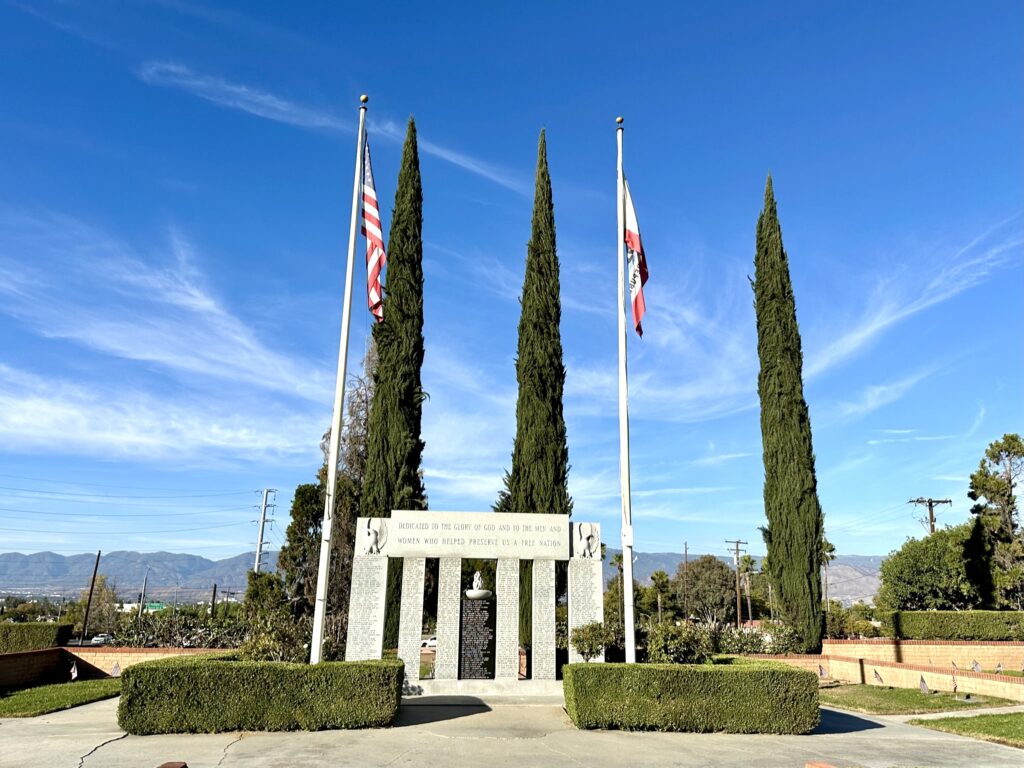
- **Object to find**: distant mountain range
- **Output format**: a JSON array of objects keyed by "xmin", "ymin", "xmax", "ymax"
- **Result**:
[
  {"xmin": 603, "ymin": 550, "xmax": 883, "ymax": 607},
  {"xmin": 0, "ymin": 550, "xmax": 279, "ymax": 601},
  {"xmin": 1, "ymin": 549, "xmax": 882, "ymax": 606}
]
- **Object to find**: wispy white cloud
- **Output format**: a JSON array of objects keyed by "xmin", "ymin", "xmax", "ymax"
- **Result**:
[
  {"xmin": 689, "ymin": 452, "xmax": 754, "ymax": 467},
  {"xmin": 137, "ymin": 62, "xmax": 529, "ymax": 194},
  {"xmin": 0, "ymin": 210, "xmax": 329, "ymax": 401},
  {"xmin": 866, "ymin": 434, "xmax": 955, "ymax": 446},
  {"xmin": 805, "ymin": 217, "xmax": 1022, "ymax": 377},
  {"xmin": 838, "ymin": 369, "xmax": 933, "ymax": 417},
  {"xmin": 0, "ymin": 363, "xmax": 321, "ymax": 464}
]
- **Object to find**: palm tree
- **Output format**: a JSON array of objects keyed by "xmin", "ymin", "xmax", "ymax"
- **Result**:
[{"xmin": 821, "ymin": 536, "xmax": 836, "ymax": 610}]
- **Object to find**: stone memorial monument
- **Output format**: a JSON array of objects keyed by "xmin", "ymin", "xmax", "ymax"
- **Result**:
[{"xmin": 345, "ymin": 510, "xmax": 604, "ymax": 693}]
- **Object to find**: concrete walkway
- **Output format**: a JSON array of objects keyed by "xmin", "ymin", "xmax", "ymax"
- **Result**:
[{"xmin": 0, "ymin": 696, "xmax": 1021, "ymax": 768}]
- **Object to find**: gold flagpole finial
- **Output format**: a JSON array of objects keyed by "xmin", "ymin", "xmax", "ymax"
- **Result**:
[
  {"xmin": 616, "ymin": 116, "xmax": 624, "ymax": 125},
  {"xmin": 360, "ymin": 94, "xmax": 369, "ymax": 104}
]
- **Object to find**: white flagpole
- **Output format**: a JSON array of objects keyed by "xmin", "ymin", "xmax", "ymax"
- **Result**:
[
  {"xmin": 616, "ymin": 116, "xmax": 637, "ymax": 664},
  {"xmin": 310, "ymin": 94, "xmax": 368, "ymax": 664}
]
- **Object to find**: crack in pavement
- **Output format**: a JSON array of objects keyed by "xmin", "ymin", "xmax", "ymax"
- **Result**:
[
  {"xmin": 215, "ymin": 733, "xmax": 245, "ymax": 768},
  {"xmin": 77, "ymin": 733, "xmax": 127, "ymax": 768}
]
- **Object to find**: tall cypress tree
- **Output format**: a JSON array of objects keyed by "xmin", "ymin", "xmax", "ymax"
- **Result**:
[
  {"xmin": 494, "ymin": 130, "xmax": 572, "ymax": 648},
  {"xmin": 753, "ymin": 175, "xmax": 824, "ymax": 652},
  {"xmin": 361, "ymin": 118, "xmax": 427, "ymax": 648}
]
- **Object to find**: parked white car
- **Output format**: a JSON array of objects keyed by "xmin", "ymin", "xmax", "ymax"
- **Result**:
[
  {"xmin": 89, "ymin": 633, "xmax": 114, "ymax": 645},
  {"xmin": 420, "ymin": 636, "xmax": 437, "ymax": 648}
]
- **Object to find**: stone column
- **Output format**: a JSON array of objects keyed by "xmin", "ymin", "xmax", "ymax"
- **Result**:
[
  {"xmin": 531, "ymin": 559, "xmax": 556, "ymax": 679},
  {"xmin": 568, "ymin": 522, "xmax": 604, "ymax": 664},
  {"xmin": 397, "ymin": 557, "xmax": 426, "ymax": 682},
  {"xmin": 344, "ymin": 554, "xmax": 389, "ymax": 661},
  {"xmin": 434, "ymin": 557, "xmax": 462, "ymax": 680},
  {"xmin": 495, "ymin": 558, "xmax": 520, "ymax": 679}
]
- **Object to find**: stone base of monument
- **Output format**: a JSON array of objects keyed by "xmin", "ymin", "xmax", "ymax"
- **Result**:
[{"xmin": 403, "ymin": 679, "xmax": 564, "ymax": 697}]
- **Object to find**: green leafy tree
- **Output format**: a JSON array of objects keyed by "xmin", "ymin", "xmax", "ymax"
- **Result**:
[
  {"xmin": 638, "ymin": 569, "xmax": 674, "ymax": 623},
  {"xmin": 968, "ymin": 433, "xmax": 1024, "ymax": 609},
  {"xmin": 361, "ymin": 119, "xmax": 428, "ymax": 648},
  {"xmin": 876, "ymin": 520, "xmax": 993, "ymax": 610},
  {"xmin": 494, "ymin": 130, "xmax": 572, "ymax": 648},
  {"xmin": 752, "ymin": 176, "xmax": 824, "ymax": 651},
  {"xmin": 670, "ymin": 555, "xmax": 735, "ymax": 624},
  {"xmin": 241, "ymin": 571, "xmax": 309, "ymax": 662},
  {"xmin": 64, "ymin": 575, "xmax": 120, "ymax": 636},
  {"xmin": 279, "ymin": 341, "xmax": 377, "ymax": 657}
]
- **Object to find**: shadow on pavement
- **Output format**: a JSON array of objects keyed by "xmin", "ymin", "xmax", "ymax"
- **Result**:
[
  {"xmin": 814, "ymin": 708, "xmax": 884, "ymax": 735},
  {"xmin": 396, "ymin": 696, "xmax": 492, "ymax": 727}
]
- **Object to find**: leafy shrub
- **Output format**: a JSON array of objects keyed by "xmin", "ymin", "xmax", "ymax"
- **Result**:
[
  {"xmin": 563, "ymin": 657, "xmax": 819, "ymax": 733},
  {"xmin": 647, "ymin": 622, "xmax": 714, "ymax": 664},
  {"xmin": 0, "ymin": 623, "xmax": 73, "ymax": 653},
  {"xmin": 570, "ymin": 622, "xmax": 615, "ymax": 662},
  {"xmin": 117, "ymin": 654, "xmax": 403, "ymax": 733},
  {"xmin": 879, "ymin": 610, "xmax": 1024, "ymax": 640}
]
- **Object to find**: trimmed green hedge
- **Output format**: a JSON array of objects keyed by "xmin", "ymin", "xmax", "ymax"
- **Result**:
[
  {"xmin": 117, "ymin": 654, "xmax": 403, "ymax": 733},
  {"xmin": 563, "ymin": 657, "xmax": 819, "ymax": 733},
  {"xmin": 879, "ymin": 611, "xmax": 1024, "ymax": 641},
  {"xmin": 0, "ymin": 623, "xmax": 73, "ymax": 653}
]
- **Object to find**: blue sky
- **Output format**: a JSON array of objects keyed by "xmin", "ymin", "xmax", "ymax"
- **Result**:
[{"xmin": 0, "ymin": 1, "xmax": 1021, "ymax": 569}]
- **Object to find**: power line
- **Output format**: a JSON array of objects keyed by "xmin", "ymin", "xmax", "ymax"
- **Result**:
[
  {"xmin": 0, "ymin": 505, "xmax": 255, "ymax": 518},
  {"xmin": 0, "ymin": 472, "xmax": 256, "ymax": 493},
  {"xmin": 0, "ymin": 485, "xmax": 256, "ymax": 500},
  {"xmin": 908, "ymin": 497, "xmax": 952, "ymax": 534},
  {"xmin": 725, "ymin": 539, "xmax": 747, "ymax": 628},
  {"xmin": 0, "ymin": 521, "xmax": 248, "ymax": 535}
]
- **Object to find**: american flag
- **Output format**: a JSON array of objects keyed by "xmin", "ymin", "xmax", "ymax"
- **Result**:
[
  {"xmin": 623, "ymin": 179, "xmax": 649, "ymax": 337},
  {"xmin": 361, "ymin": 137, "xmax": 386, "ymax": 322}
]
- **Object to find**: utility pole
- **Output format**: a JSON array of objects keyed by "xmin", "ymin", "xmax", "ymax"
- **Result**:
[
  {"xmin": 254, "ymin": 488, "xmax": 277, "ymax": 573},
  {"xmin": 725, "ymin": 540, "xmax": 747, "ymax": 628},
  {"xmin": 137, "ymin": 567, "xmax": 149, "ymax": 633},
  {"xmin": 80, "ymin": 550, "xmax": 101, "ymax": 645},
  {"xmin": 744, "ymin": 570, "xmax": 753, "ymax": 625},
  {"xmin": 210, "ymin": 583, "xmax": 217, "ymax": 616},
  {"xmin": 908, "ymin": 498, "xmax": 951, "ymax": 534},
  {"xmin": 682, "ymin": 540, "xmax": 689, "ymax": 619}
]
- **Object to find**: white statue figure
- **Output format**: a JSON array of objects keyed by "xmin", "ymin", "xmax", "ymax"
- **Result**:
[
  {"xmin": 578, "ymin": 523, "xmax": 598, "ymax": 558},
  {"xmin": 365, "ymin": 519, "xmax": 382, "ymax": 555},
  {"xmin": 473, "ymin": 571, "xmax": 483, "ymax": 591}
]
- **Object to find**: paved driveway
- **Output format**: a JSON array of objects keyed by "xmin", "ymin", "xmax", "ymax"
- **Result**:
[{"xmin": 1, "ymin": 696, "xmax": 1021, "ymax": 768}]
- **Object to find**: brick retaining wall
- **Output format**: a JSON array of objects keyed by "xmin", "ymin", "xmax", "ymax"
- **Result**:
[
  {"xmin": 823, "ymin": 638, "xmax": 1024, "ymax": 670},
  {"xmin": 1, "ymin": 646, "xmax": 218, "ymax": 691},
  {"xmin": 755, "ymin": 650, "xmax": 1024, "ymax": 702},
  {"xmin": 0, "ymin": 648, "xmax": 68, "ymax": 690},
  {"xmin": 65, "ymin": 646, "xmax": 216, "ymax": 675}
]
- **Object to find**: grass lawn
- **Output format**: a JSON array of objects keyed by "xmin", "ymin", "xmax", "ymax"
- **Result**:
[
  {"xmin": 987, "ymin": 669, "xmax": 1024, "ymax": 678},
  {"xmin": 0, "ymin": 679, "xmax": 121, "ymax": 717},
  {"xmin": 819, "ymin": 684, "xmax": 1014, "ymax": 715},
  {"xmin": 910, "ymin": 713, "xmax": 1024, "ymax": 749}
]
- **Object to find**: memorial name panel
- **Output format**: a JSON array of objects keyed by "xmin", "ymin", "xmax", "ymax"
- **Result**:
[
  {"xmin": 531, "ymin": 559, "xmax": 556, "ymax": 680},
  {"xmin": 568, "ymin": 522, "xmax": 604, "ymax": 664},
  {"xmin": 459, "ymin": 598, "xmax": 496, "ymax": 679},
  {"xmin": 495, "ymin": 558, "xmax": 520, "ymax": 679},
  {"xmin": 344, "ymin": 554, "xmax": 388, "ymax": 661},
  {"xmin": 434, "ymin": 557, "xmax": 462, "ymax": 680},
  {"xmin": 397, "ymin": 557, "xmax": 426, "ymax": 681}
]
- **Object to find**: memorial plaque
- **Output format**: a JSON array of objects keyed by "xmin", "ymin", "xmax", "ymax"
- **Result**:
[
  {"xmin": 344, "ymin": 554, "xmax": 388, "ymax": 661},
  {"xmin": 531, "ymin": 559, "xmax": 556, "ymax": 679},
  {"xmin": 384, "ymin": 511, "xmax": 570, "ymax": 560},
  {"xmin": 568, "ymin": 523, "xmax": 604, "ymax": 664},
  {"xmin": 459, "ymin": 598, "xmax": 496, "ymax": 679},
  {"xmin": 397, "ymin": 557, "xmax": 426, "ymax": 682},
  {"xmin": 434, "ymin": 557, "xmax": 462, "ymax": 680},
  {"xmin": 495, "ymin": 558, "xmax": 520, "ymax": 679}
]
